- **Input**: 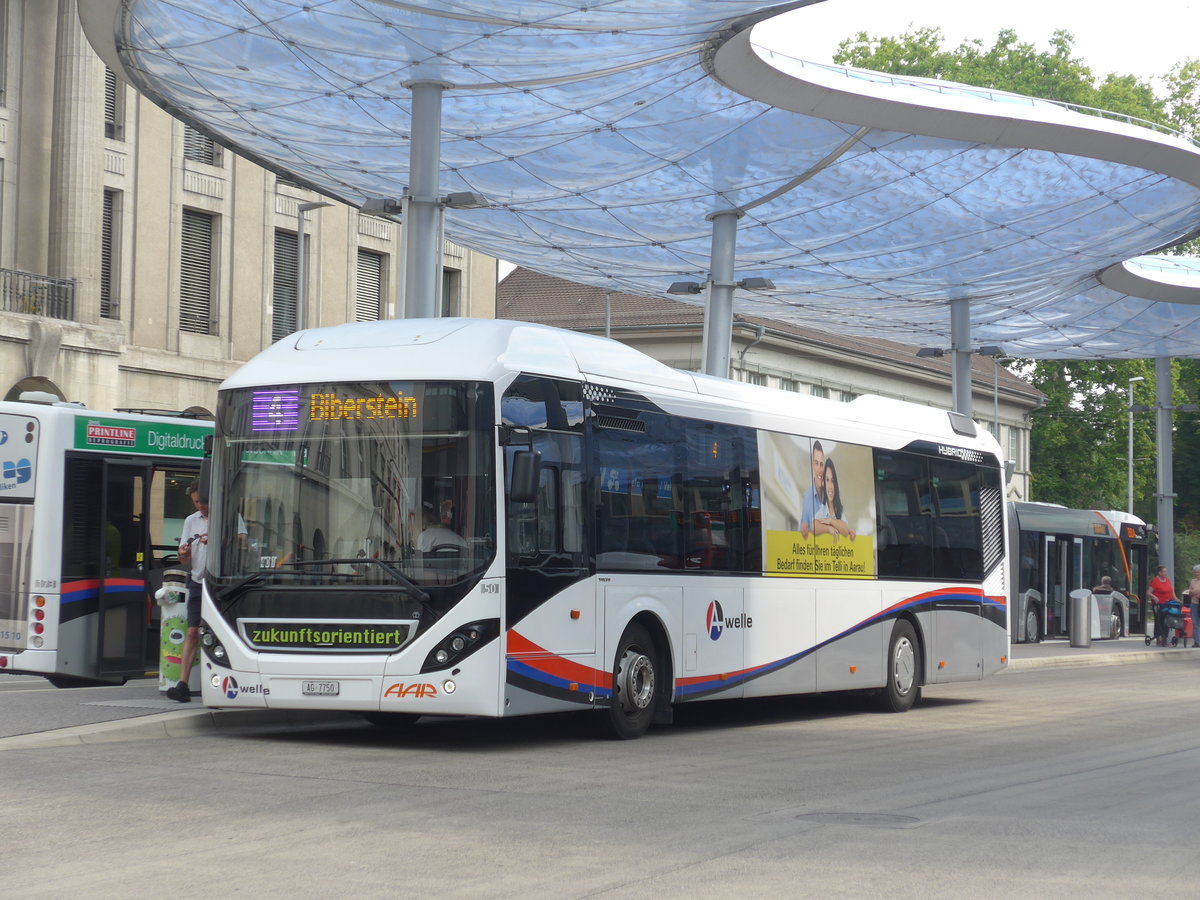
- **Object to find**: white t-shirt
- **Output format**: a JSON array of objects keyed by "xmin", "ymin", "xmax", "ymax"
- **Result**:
[{"xmin": 180, "ymin": 510, "xmax": 208, "ymax": 581}]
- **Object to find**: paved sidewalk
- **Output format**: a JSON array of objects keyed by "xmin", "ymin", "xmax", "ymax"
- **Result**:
[{"xmin": 1006, "ymin": 635, "xmax": 1200, "ymax": 670}]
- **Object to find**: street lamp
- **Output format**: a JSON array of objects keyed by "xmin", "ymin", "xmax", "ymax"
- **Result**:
[
  {"xmin": 296, "ymin": 200, "xmax": 332, "ymax": 331},
  {"xmin": 1128, "ymin": 375, "xmax": 1145, "ymax": 514}
]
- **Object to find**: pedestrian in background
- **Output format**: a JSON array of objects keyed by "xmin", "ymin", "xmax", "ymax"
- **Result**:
[
  {"xmin": 1188, "ymin": 565, "xmax": 1200, "ymax": 648},
  {"xmin": 1150, "ymin": 565, "xmax": 1179, "ymax": 647}
]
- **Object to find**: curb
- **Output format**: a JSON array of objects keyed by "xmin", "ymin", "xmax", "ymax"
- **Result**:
[
  {"xmin": 1004, "ymin": 648, "xmax": 1197, "ymax": 671},
  {"xmin": 0, "ymin": 707, "xmax": 351, "ymax": 751}
]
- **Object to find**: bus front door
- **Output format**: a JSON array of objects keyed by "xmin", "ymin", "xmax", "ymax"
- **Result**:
[
  {"xmin": 1043, "ymin": 535, "xmax": 1082, "ymax": 639},
  {"xmin": 96, "ymin": 461, "xmax": 151, "ymax": 680}
]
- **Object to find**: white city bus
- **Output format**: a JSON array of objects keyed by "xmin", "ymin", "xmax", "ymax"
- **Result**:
[
  {"xmin": 0, "ymin": 402, "xmax": 210, "ymax": 686},
  {"xmin": 198, "ymin": 318, "xmax": 1008, "ymax": 738}
]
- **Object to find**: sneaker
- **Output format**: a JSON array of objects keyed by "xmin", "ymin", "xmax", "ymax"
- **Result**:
[{"xmin": 166, "ymin": 682, "xmax": 191, "ymax": 702}]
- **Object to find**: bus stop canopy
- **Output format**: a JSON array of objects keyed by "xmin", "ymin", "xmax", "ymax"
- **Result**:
[{"xmin": 79, "ymin": 0, "xmax": 1200, "ymax": 359}]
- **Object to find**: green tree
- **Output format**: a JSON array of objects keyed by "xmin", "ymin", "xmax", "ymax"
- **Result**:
[{"xmin": 834, "ymin": 27, "xmax": 1198, "ymax": 520}]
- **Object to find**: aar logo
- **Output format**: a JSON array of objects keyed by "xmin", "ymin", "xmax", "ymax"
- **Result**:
[
  {"xmin": 706, "ymin": 600, "xmax": 724, "ymax": 641},
  {"xmin": 384, "ymin": 682, "xmax": 438, "ymax": 699},
  {"xmin": 222, "ymin": 675, "xmax": 240, "ymax": 699}
]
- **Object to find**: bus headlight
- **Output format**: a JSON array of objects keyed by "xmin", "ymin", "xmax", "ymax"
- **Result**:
[
  {"xmin": 421, "ymin": 618, "xmax": 499, "ymax": 672},
  {"xmin": 199, "ymin": 621, "xmax": 230, "ymax": 668}
]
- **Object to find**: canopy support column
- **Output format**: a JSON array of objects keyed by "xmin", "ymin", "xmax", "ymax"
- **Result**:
[
  {"xmin": 401, "ymin": 81, "xmax": 446, "ymax": 319},
  {"xmin": 1155, "ymin": 356, "xmax": 1175, "ymax": 573},
  {"xmin": 950, "ymin": 296, "xmax": 973, "ymax": 418},
  {"xmin": 702, "ymin": 210, "xmax": 741, "ymax": 378}
]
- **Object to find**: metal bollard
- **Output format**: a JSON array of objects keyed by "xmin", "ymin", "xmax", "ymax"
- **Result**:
[{"xmin": 1069, "ymin": 589, "xmax": 1092, "ymax": 648}]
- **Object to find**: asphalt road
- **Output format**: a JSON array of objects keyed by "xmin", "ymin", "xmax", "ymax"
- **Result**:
[{"xmin": 3, "ymin": 656, "xmax": 1198, "ymax": 898}]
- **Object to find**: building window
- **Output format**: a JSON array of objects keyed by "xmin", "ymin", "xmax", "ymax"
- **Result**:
[
  {"xmin": 1008, "ymin": 426, "xmax": 1021, "ymax": 465},
  {"xmin": 179, "ymin": 209, "xmax": 216, "ymax": 334},
  {"xmin": 356, "ymin": 249, "xmax": 384, "ymax": 321},
  {"xmin": 441, "ymin": 267, "xmax": 461, "ymax": 317},
  {"xmin": 101, "ymin": 189, "xmax": 119, "ymax": 319},
  {"xmin": 744, "ymin": 372, "xmax": 766, "ymax": 386},
  {"xmin": 183, "ymin": 124, "xmax": 222, "ymax": 165},
  {"xmin": 272, "ymin": 230, "xmax": 299, "ymax": 341},
  {"xmin": 840, "ymin": 390, "xmax": 856, "ymax": 403},
  {"xmin": 104, "ymin": 69, "xmax": 124, "ymax": 140},
  {"xmin": 810, "ymin": 385, "xmax": 829, "ymax": 399},
  {"xmin": 780, "ymin": 379, "xmax": 799, "ymax": 392}
]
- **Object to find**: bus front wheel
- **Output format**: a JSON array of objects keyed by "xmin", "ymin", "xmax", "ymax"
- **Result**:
[
  {"xmin": 599, "ymin": 623, "xmax": 660, "ymax": 740},
  {"xmin": 1024, "ymin": 605, "xmax": 1041, "ymax": 644},
  {"xmin": 877, "ymin": 619, "xmax": 921, "ymax": 713}
]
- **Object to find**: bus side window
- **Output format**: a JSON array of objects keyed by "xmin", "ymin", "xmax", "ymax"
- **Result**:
[{"xmin": 874, "ymin": 452, "xmax": 933, "ymax": 579}]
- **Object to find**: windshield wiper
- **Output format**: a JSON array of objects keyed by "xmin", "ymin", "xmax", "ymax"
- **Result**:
[
  {"xmin": 211, "ymin": 558, "xmax": 431, "ymax": 613},
  {"xmin": 274, "ymin": 558, "xmax": 432, "ymax": 606}
]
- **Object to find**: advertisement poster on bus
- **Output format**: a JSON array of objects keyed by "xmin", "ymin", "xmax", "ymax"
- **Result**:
[{"xmin": 759, "ymin": 432, "xmax": 875, "ymax": 578}]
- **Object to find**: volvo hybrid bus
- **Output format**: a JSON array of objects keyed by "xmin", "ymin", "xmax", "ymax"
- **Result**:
[
  {"xmin": 196, "ymin": 318, "xmax": 1009, "ymax": 738},
  {"xmin": 1009, "ymin": 502, "xmax": 1149, "ymax": 643},
  {"xmin": 0, "ymin": 402, "xmax": 210, "ymax": 685}
]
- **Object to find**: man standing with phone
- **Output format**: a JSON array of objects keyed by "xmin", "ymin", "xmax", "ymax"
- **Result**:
[{"xmin": 168, "ymin": 483, "xmax": 208, "ymax": 701}]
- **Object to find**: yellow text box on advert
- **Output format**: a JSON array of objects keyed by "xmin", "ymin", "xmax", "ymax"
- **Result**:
[{"xmin": 765, "ymin": 530, "xmax": 875, "ymax": 578}]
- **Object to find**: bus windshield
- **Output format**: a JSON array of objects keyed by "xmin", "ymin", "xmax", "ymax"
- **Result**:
[{"xmin": 210, "ymin": 381, "xmax": 495, "ymax": 589}]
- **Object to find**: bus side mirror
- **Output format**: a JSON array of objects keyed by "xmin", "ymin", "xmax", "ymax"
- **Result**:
[{"xmin": 510, "ymin": 450, "xmax": 541, "ymax": 504}]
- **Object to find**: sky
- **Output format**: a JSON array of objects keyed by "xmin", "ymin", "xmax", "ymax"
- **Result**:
[{"xmin": 761, "ymin": 0, "xmax": 1199, "ymax": 83}]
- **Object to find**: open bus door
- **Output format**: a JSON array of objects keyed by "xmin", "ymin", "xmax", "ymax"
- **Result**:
[
  {"xmin": 1042, "ymin": 535, "xmax": 1083, "ymax": 638},
  {"xmin": 59, "ymin": 457, "xmax": 196, "ymax": 684},
  {"xmin": 95, "ymin": 461, "xmax": 151, "ymax": 680}
]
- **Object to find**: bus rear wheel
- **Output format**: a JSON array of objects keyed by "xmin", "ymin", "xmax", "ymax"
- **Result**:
[
  {"xmin": 877, "ymin": 619, "xmax": 921, "ymax": 712},
  {"xmin": 598, "ymin": 623, "xmax": 660, "ymax": 740}
]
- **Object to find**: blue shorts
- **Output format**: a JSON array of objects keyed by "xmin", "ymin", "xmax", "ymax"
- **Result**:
[{"xmin": 186, "ymin": 578, "xmax": 202, "ymax": 628}]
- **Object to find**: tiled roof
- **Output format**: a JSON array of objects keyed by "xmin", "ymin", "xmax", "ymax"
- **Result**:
[{"xmin": 498, "ymin": 267, "xmax": 1042, "ymax": 399}]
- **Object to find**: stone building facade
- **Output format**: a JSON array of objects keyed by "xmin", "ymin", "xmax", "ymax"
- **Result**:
[{"xmin": 0, "ymin": 1, "xmax": 497, "ymax": 415}]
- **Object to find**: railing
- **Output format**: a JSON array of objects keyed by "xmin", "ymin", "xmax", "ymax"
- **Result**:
[{"xmin": 0, "ymin": 268, "xmax": 76, "ymax": 320}]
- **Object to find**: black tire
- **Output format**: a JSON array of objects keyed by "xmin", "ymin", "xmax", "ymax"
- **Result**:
[
  {"xmin": 877, "ymin": 619, "xmax": 921, "ymax": 713},
  {"xmin": 1024, "ymin": 604, "xmax": 1041, "ymax": 644},
  {"xmin": 598, "ymin": 622, "xmax": 661, "ymax": 740},
  {"xmin": 362, "ymin": 712, "xmax": 420, "ymax": 730}
]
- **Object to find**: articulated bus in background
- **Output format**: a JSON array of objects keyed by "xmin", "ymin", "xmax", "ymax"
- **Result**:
[
  {"xmin": 198, "ymin": 318, "xmax": 1009, "ymax": 739},
  {"xmin": 0, "ymin": 403, "xmax": 211, "ymax": 685},
  {"xmin": 1009, "ymin": 502, "xmax": 1149, "ymax": 643}
]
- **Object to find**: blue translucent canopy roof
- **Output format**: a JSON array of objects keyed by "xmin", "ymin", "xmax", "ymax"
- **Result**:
[{"xmin": 80, "ymin": 0, "xmax": 1200, "ymax": 358}]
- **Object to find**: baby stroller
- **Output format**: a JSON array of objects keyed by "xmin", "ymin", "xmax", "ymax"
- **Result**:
[{"xmin": 1147, "ymin": 599, "xmax": 1187, "ymax": 647}]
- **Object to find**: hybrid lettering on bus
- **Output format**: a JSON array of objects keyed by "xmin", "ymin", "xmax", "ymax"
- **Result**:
[{"xmin": 197, "ymin": 319, "xmax": 1008, "ymax": 738}]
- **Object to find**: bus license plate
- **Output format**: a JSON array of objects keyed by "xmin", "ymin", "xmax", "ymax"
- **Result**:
[{"xmin": 302, "ymin": 680, "xmax": 340, "ymax": 696}]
